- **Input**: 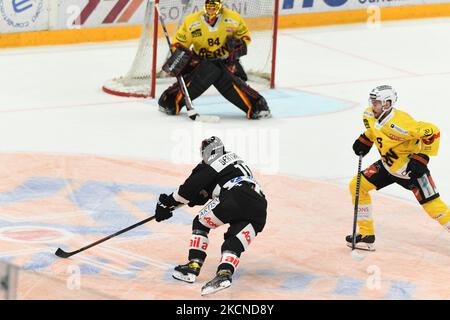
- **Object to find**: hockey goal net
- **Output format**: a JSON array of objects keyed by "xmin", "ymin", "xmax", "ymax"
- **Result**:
[{"xmin": 102, "ymin": 0, "xmax": 279, "ymax": 98}]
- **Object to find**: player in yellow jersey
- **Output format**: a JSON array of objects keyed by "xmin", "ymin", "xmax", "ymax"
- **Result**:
[
  {"xmin": 347, "ymin": 85, "xmax": 450, "ymax": 251},
  {"xmin": 158, "ymin": 0, "xmax": 271, "ymax": 120}
]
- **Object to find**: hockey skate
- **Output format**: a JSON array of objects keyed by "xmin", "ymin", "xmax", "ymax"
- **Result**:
[
  {"xmin": 250, "ymin": 110, "xmax": 271, "ymax": 120},
  {"xmin": 249, "ymin": 99, "xmax": 272, "ymax": 120},
  {"xmin": 200, "ymin": 269, "xmax": 232, "ymax": 296},
  {"xmin": 172, "ymin": 260, "xmax": 202, "ymax": 283},
  {"xmin": 158, "ymin": 104, "xmax": 177, "ymax": 116},
  {"xmin": 346, "ymin": 234, "xmax": 376, "ymax": 251}
]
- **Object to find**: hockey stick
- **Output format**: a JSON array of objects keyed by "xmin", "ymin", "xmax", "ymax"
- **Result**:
[
  {"xmin": 55, "ymin": 216, "xmax": 155, "ymax": 258},
  {"xmin": 351, "ymin": 154, "xmax": 364, "ymax": 259},
  {"xmin": 155, "ymin": 4, "xmax": 220, "ymax": 123}
]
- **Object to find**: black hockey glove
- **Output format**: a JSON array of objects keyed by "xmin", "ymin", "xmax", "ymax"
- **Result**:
[
  {"xmin": 162, "ymin": 45, "xmax": 193, "ymax": 77},
  {"xmin": 352, "ymin": 134, "xmax": 373, "ymax": 157},
  {"xmin": 226, "ymin": 36, "xmax": 247, "ymax": 62},
  {"xmin": 406, "ymin": 153, "xmax": 429, "ymax": 179},
  {"xmin": 155, "ymin": 193, "xmax": 181, "ymax": 222}
]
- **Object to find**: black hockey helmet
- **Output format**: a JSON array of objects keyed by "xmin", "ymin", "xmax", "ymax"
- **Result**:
[{"xmin": 200, "ymin": 136, "xmax": 225, "ymax": 164}]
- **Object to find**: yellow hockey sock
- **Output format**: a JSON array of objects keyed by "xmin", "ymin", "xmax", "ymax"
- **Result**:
[
  {"xmin": 350, "ymin": 175, "xmax": 377, "ymax": 236},
  {"xmin": 422, "ymin": 197, "xmax": 450, "ymax": 232}
]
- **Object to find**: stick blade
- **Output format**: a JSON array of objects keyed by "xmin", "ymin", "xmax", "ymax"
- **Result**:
[
  {"xmin": 55, "ymin": 248, "xmax": 72, "ymax": 258},
  {"xmin": 187, "ymin": 109, "xmax": 220, "ymax": 123}
]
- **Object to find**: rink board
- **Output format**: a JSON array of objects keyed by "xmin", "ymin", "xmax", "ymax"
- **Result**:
[
  {"xmin": 0, "ymin": 153, "xmax": 449, "ymax": 300},
  {"xmin": 3, "ymin": 3, "xmax": 450, "ymax": 48}
]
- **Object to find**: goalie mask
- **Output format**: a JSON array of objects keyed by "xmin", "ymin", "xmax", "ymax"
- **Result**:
[
  {"xmin": 200, "ymin": 136, "xmax": 225, "ymax": 164},
  {"xmin": 369, "ymin": 85, "xmax": 397, "ymax": 119},
  {"xmin": 204, "ymin": 0, "xmax": 223, "ymax": 19}
]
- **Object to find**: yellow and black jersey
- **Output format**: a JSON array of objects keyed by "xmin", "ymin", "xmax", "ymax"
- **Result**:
[
  {"xmin": 362, "ymin": 107, "xmax": 440, "ymax": 177},
  {"xmin": 173, "ymin": 7, "xmax": 251, "ymax": 60}
]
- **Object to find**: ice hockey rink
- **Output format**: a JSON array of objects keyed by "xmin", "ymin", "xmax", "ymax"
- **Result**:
[{"xmin": 1, "ymin": 17, "xmax": 450, "ymax": 300}]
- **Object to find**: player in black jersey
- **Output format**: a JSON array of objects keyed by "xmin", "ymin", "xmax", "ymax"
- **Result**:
[{"xmin": 154, "ymin": 136, "xmax": 267, "ymax": 295}]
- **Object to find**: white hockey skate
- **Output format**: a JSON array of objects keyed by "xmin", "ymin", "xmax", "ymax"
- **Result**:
[
  {"xmin": 200, "ymin": 270, "xmax": 232, "ymax": 296},
  {"xmin": 346, "ymin": 234, "xmax": 376, "ymax": 251},
  {"xmin": 172, "ymin": 261, "xmax": 202, "ymax": 283}
]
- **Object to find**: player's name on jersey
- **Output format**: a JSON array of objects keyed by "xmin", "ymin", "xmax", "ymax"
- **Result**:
[{"xmin": 211, "ymin": 152, "xmax": 241, "ymax": 171}]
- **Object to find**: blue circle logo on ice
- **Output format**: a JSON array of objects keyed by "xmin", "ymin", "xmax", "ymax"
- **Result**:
[
  {"xmin": 0, "ymin": 0, "xmax": 43, "ymax": 29},
  {"xmin": 192, "ymin": 89, "xmax": 354, "ymax": 118}
]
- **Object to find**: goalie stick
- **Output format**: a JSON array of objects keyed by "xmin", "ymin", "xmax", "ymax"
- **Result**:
[{"xmin": 155, "ymin": 3, "xmax": 220, "ymax": 123}]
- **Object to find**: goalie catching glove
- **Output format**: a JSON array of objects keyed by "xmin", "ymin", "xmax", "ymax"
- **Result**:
[
  {"xmin": 162, "ymin": 45, "xmax": 194, "ymax": 77},
  {"xmin": 226, "ymin": 36, "xmax": 247, "ymax": 63}
]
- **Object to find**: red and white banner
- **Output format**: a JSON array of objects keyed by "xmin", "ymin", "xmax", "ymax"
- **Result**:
[{"xmin": 56, "ymin": 0, "xmax": 147, "ymax": 29}]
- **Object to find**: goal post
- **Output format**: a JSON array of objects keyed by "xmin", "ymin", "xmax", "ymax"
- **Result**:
[{"xmin": 103, "ymin": 0, "xmax": 280, "ymax": 98}]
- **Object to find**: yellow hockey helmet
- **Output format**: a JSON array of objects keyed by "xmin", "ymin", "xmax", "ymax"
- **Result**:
[{"xmin": 204, "ymin": 0, "xmax": 223, "ymax": 19}]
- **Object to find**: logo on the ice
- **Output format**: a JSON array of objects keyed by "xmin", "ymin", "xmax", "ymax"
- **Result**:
[{"xmin": 0, "ymin": 0, "xmax": 43, "ymax": 29}]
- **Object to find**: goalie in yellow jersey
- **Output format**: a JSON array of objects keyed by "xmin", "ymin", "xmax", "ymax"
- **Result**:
[
  {"xmin": 158, "ymin": 0, "xmax": 271, "ymax": 120},
  {"xmin": 347, "ymin": 85, "xmax": 450, "ymax": 251}
]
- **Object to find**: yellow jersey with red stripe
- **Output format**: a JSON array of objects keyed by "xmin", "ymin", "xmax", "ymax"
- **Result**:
[
  {"xmin": 362, "ymin": 107, "xmax": 440, "ymax": 178},
  {"xmin": 173, "ymin": 8, "xmax": 251, "ymax": 60}
]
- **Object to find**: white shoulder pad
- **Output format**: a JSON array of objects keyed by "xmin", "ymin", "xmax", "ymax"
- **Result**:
[{"xmin": 210, "ymin": 152, "xmax": 241, "ymax": 173}]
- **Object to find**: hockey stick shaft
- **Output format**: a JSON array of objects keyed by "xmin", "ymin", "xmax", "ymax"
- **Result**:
[
  {"xmin": 55, "ymin": 216, "xmax": 155, "ymax": 258},
  {"xmin": 352, "ymin": 154, "xmax": 363, "ymax": 250},
  {"xmin": 155, "ymin": 4, "xmax": 198, "ymax": 120}
]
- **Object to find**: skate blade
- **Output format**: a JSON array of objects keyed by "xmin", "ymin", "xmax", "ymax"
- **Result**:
[
  {"xmin": 200, "ymin": 280, "xmax": 231, "ymax": 296},
  {"xmin": 172, "ymin": 271, "xmax": 196, "ymax": 283},
  {"xmin": 346, "ymin": 242, "xmax": 376, "ymax": 252}
]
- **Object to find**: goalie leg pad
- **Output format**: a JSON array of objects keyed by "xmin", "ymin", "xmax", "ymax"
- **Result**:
[
  {"xmin": 213, "ymin": 67, "xmax": 270, "ymax": 119},
  {"xmin": 158, "ymin": 60, "xmax": 222, "ymax": 115}
]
